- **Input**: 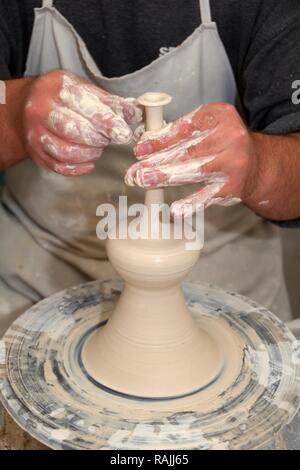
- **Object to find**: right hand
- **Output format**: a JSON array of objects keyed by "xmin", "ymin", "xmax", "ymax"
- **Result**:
[{"xmin": 24, "ymin": 70, "xmax": 142, "ymax": 176}]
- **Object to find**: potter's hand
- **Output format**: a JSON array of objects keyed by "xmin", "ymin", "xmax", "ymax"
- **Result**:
[
  {"xmin": 126, "ymin": 103, "xmax": 257, "ymax": 217},
  {"xmin": 24, "ymin": 70, "xmax": 142, "ymax": 176}
]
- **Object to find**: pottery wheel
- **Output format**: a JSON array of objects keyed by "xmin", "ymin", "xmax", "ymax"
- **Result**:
[{"xmin": 0, "ymin": 280, "xmax": 299, "ymax": 450}]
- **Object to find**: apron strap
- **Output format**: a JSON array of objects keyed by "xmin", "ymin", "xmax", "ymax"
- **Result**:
[
  {"xmin": 42, "ymin": 0, "xmax": 54, "ymax": 7},
  {"xmin": 199, "ymin": 0, "xmax": 212, "ymax": 23}
]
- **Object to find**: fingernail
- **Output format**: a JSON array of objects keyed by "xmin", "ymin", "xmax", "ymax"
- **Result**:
[
  {"xmin": 135, "ymin": 168, "xmax": 164, "ymax": 188},
  {"xmin": 124, "ymin": 170, "xmax": 135, "ymax": 186},
  {"xmin": 112, "ymin": 124, "xmax": 133, "ymax": 145},
  {"xmin": 135, "ymin": 141, "xmax": 153, "ymax": 158},
  {"xmin": 124, "ymin": 103, "xmax": 143, "ymax": 124},
  {"xmin": 124, "ymin": 106, "xmax": 134, "ymax": 123}
]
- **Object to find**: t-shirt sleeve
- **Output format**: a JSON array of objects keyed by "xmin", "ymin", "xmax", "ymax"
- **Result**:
[
  {"xmin": 0, "ymin": 0, "xmax": 29, "ymax": 79},
  {"xmin": 0, "ymin": 12, "xmax": 12, "ymax": 79},
  {"xmin": 241, "ymin": 0, "xmax": 300, "ymax": 135},
  {"xmin": 240, "ymin": 1, "xmax": 300, "ymax": 227}
]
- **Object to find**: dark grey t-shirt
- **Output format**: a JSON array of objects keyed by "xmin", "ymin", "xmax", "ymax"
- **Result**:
[{"xmin": 0, "ymin": 0, "xmax": 300, "ymax": 224}]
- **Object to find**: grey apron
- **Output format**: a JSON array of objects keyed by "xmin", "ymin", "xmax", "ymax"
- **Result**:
[{"xmin": 0, "ymin": 0, "xmax": 291, "ymax": 339}]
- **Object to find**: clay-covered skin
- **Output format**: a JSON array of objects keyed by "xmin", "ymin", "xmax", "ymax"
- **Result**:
[
  {"xmin": 24, "ymin": 70, "xmax": 142, "ymax": 176},
  {"xmin": 126, "ymin": 103, "xmax": 258, "ymax": 216}
]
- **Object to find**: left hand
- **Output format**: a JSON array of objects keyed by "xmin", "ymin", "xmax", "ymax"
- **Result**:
[{"xmin": 126, "ymin": 103, "xmax": 258, "ymax": 217}]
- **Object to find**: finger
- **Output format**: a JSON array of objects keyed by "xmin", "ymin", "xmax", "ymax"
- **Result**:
[
  {"xmin": 125, "ymin": 152, "xmax": 216, "ymax": 186},
  {"xmin": 133, "ymin": 124, "xmax": 146, "ymax": 143},
  {"xmin": 100, "ymin": 95, "xmax": 143, "ymax": 124},
  {"xmin": 32, "ymin": 150, "xmax": 95, "ymax": 176},
  {"xmin": 135, "ymin": 128, "xmax": 216, "ymax": 171},
  {"xmin": 171, "ymin": 179, "xmax": 228, "ymax": 218},
  {"xmin": 40, "ymin": 132, "xmax": 104, "ymax": 164},
  {"xmin": 131, "ymin": 157, "xmax": 223, "ymax": 189},
  {"xmin": 59, "ymin": 75, "xmax": 133, "ymax": 144},
  {"xmin": 135, "ymin": 118, "xmax": 197, "ymax": 158},
  {"xmin": 63, "ymin": 74, "xmax": 142, "ymax": 125},
  {"xmin": 135, "ymin": 102, "xmax": 239, "ymax": 158},
  {"xmin": 47, "ymin": 106, "xmax": 109, "ymax": 147}
]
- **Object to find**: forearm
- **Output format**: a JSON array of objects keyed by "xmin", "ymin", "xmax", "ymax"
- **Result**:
[
  {"xmin": 0, "ymin": 78, "xmax": 34, "ymax": 170},
  {"xmin": 245, "ymin": 132, "xmax": 300, "ymax": 221}
]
